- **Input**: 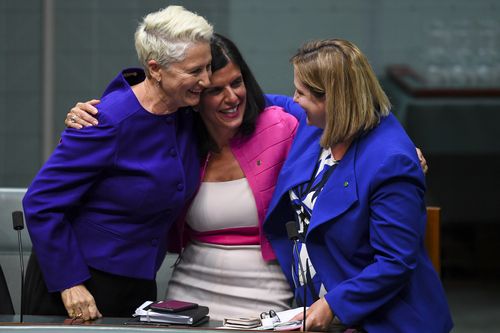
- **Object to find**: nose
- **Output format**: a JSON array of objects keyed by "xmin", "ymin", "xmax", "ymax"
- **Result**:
[
  {"xmin": 224, "ymin": 87, "xmax": 239, "ymax": 104},
  {"xmin": 198, "ymin": 69, "xmax": 211, "ymax": 87}
]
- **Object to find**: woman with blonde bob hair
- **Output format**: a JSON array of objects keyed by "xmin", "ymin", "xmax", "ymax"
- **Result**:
[
  {"xmin": 293, "ymin": 39, "xmax": 390, "ymax": 148},
  {"xmin": 264, "ymin": 39, "xmax": 452, "ymax": 332}
]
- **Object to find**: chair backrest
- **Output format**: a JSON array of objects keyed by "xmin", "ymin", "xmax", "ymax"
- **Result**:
[
  {"xmin": 0, "ymin": 188, "xmax": 30, "ymax": 252},
  {"xmin": 425, "ymin": 206, "xmax": 441, "ymax": 276},
  {"xmin": 0, "ymin": 188, "xmax": 30, "ymax": 314},
  {"xmin": 0, "ymin": 265, "xmax": 14, "ymax": 314}
]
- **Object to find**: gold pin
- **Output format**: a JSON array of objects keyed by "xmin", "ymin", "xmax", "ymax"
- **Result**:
[{"xmin": 344, "ymin": 181, "xmax": 349, "ymax": 187}]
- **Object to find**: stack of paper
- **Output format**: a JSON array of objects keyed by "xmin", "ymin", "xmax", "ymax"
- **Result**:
[{"xmin": 223, "ymin": 316, "xmax": 262, "ymax": 329}]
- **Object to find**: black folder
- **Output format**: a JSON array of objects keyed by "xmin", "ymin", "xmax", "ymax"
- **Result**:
[{"xmin": 136, "ymin": 305, "xmax": 209, "ymax": 325}]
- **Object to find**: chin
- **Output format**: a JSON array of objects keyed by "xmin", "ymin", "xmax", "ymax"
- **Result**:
[
  {"xmin": 306, "ymin": 118, "xmax": 322, "ymax": 129},
  {"xmin": 186, "ymin": 97, "xmax": 201, "ymax": 107}
]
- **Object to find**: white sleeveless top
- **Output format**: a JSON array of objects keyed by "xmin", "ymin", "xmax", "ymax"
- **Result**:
[{"xmin": 186, "ymin": 178, "xmax": 259, "ymax": 231}]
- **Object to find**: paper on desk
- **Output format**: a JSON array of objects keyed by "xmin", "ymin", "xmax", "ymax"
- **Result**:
[
  {"xmin": 133, "ymin": 301, "xmax": 154, "ymax": 316},
  {"xmin": 275, "ymin": 307, "xmax": 306, "ymax": 323},
  {"xmin": 220, "ymin": 307, "xmax": 307, "ymax": 330}
]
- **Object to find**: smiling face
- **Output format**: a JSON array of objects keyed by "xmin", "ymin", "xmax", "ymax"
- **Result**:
[
  {"xmin": 158, "ymin": 42, "xmax": 212, "ymax": 110},
  {"xmin": 293, "ymin": 67, "xmax": 326, "ymax": 129},
  {"xmin": 198, "ymin": 61, "xmax": 247, "ymax": 144}
]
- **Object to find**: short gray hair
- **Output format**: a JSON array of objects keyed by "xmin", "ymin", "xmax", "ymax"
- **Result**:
[{"xmin": 135, "ymin": 5, "xmax": 213, "ymax": 74}]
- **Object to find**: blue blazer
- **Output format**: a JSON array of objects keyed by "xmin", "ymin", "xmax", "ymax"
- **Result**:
[
  {"xmin": 23, "ymin": 69, "xmax": 200, "ymax": 292},
  {"xmin": 264, "ymin": 95, "xmax": 453, "ymax": 333}
]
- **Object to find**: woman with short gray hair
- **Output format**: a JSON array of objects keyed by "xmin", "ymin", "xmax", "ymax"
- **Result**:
[{"xmin": 22, "ymin": 5, "xmax": 213, "ymax": 320}]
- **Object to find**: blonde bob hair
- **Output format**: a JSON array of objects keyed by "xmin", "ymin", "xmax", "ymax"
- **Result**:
[
  {"xmin": 291, "ymin": 39, "xmax": 390, "ymax": 148},
  {"xmin": 135, "ymin": 5, "xmax": 213, "ymax": 75}
]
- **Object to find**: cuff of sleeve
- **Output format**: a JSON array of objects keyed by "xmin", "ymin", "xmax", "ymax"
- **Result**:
[{"xmin": 324, "ymin": 291, "xmax": 344, "ymax": 325}]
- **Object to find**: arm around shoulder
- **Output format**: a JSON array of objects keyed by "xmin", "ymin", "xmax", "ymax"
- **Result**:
[{"xmin": 265, "ymin": 94, "xmax": 305, "ymax": 120}]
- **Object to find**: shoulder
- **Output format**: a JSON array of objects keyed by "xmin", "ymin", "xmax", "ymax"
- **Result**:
[
  {"xmin": 355, "ymin": 114, "xmax": 422, "ymax": 179},
  {"xmin": 96, "ymin": 68, "xmax": 145, "ymax": 126},
  {"xmin": 359, "ymin": 114, "xmax": 414, "ymax": 155},
  {"xmin": 96, "ymin": 94, "xmax": 142, "ymax": 127},
  {"xmin": 255, "ymin": 106, "xmax": 298, "ymax": 134},
  {"xmin": 265, "ymin": 94, "xmax": 305, "ymax": 120},
  {"xmin": 232, "ymin": 106, "xmax": 297, "ymax": 152}
]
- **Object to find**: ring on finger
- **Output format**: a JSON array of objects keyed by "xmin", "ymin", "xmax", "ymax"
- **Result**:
[{"xmin": 70, "ymin": 115, "xmax": 77, "ymax": 123}]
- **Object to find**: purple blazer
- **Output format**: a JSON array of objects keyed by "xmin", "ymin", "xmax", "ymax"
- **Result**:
[{"xmin": 22, "ymin": 68, "xmax": 200, "ymax": 292}]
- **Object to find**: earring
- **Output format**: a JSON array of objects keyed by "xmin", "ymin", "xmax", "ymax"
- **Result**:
[{"xmin": 156, "ymin": 77, "xmax": 161, "ymax": 86}]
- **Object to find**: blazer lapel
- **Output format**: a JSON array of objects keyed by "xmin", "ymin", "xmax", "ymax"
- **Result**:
[
  {"xmin": 308, "ymin": 140, "xmax": 359, "ymax": 234},
  {"xmin": 267, "ymin": 125, "xmax": 322, "ymax": 215},
  {"xmin": 279, "ymin": 127, "xmax": 322, "ymax": 190}
]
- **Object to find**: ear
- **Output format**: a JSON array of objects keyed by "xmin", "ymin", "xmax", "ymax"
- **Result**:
[{"xmin": 147, "ymin": 59, "xmax": 161, "ymax": 80}]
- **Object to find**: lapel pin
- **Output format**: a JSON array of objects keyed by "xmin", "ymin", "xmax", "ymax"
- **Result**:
[{"xmin": 344, "ymin": 181, "xmax": 349, "ymax": 187}]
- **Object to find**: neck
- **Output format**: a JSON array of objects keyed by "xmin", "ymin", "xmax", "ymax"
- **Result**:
[
  {"xmin": 205, "ymin": 124, "xmax": 238, "ymax": 151},
  {"xmin": 133, "ymin": 78, "xmax": 178, "ymax": 115},
  {"xmin": 329, "ymin": 140, "xmax": 351, "ymax": 161}
]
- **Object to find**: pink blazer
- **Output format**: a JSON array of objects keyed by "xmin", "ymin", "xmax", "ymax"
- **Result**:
[{"xmin": 169, "ymin": 106, "xmax": 298, "ymax": 261}]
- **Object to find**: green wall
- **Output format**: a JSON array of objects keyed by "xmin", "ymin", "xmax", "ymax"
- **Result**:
[{"xmin": 1, "ymin": 0, "xmax": 499, "ymax": 186}]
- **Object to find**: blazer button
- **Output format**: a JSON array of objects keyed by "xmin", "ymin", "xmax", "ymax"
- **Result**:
[
  {"xmin": 151, "ymin": 238, "xmax": 158, "ymax": 247},
  {"xmin": 169, "ymin": 148, "xmax": 177, "ymax": 157},
  {"xmin": 177, "ymin": 183, "xmax": 184, "ymax": 191}
]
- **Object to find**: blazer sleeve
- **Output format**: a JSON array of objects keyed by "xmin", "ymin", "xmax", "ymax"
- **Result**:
[
  {"xmin": 22, "ymin": 121, "xmax": 117, "ymax": 292},
  {"xmin": 326, "ymin": 152, "xmax": 426, "ymax": 325},
  {"xmin": 265, "ymin": 94, "xmax": 305, "ymax": 121}
]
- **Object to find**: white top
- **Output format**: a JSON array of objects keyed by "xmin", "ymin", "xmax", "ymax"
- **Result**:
[
  {"xmin": 167, "ymin": 178, "xmax": 293, "ymax": 320},
  {"xmin": 186, "ymin": 178, "xmax": 259, "ymax": 232}
]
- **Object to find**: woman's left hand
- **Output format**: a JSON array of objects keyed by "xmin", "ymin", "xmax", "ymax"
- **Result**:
[
  {"xmin": 291, "ymin": 297, "xmax": 334, "ymax": 331},
  {"xmin": 61, "ymin": 284, "xmax": 102, "ymax": 321}
]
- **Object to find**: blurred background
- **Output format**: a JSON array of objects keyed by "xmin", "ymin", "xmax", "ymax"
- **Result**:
[{"xmin": 1, "ymin": 0, "xmax": 499, "ymax": 331}]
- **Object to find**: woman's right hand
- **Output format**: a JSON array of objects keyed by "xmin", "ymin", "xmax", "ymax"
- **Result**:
[
  {"xmin": 416, "ymin": 147, "xmax": 428, "ymax": 174},
  {"xmin": 61, "ymin": 284, "xmax": 102, "ymax": 321},
  {"xmin": 65, "ymin": 99, "xmax": 100, "ymax": 129}
]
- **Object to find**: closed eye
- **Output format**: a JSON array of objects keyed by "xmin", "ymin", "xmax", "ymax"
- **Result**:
[
  {"xmin": 190, "ymin": 67, "xmax": 203, "ymax": 75},
  {"xmin": 231, "ymin": 77, "xmax": 243, "ymax": 88},
  {"xmin": 205, "ymin": 86, "xmax": 223, "ymax": 95}
]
